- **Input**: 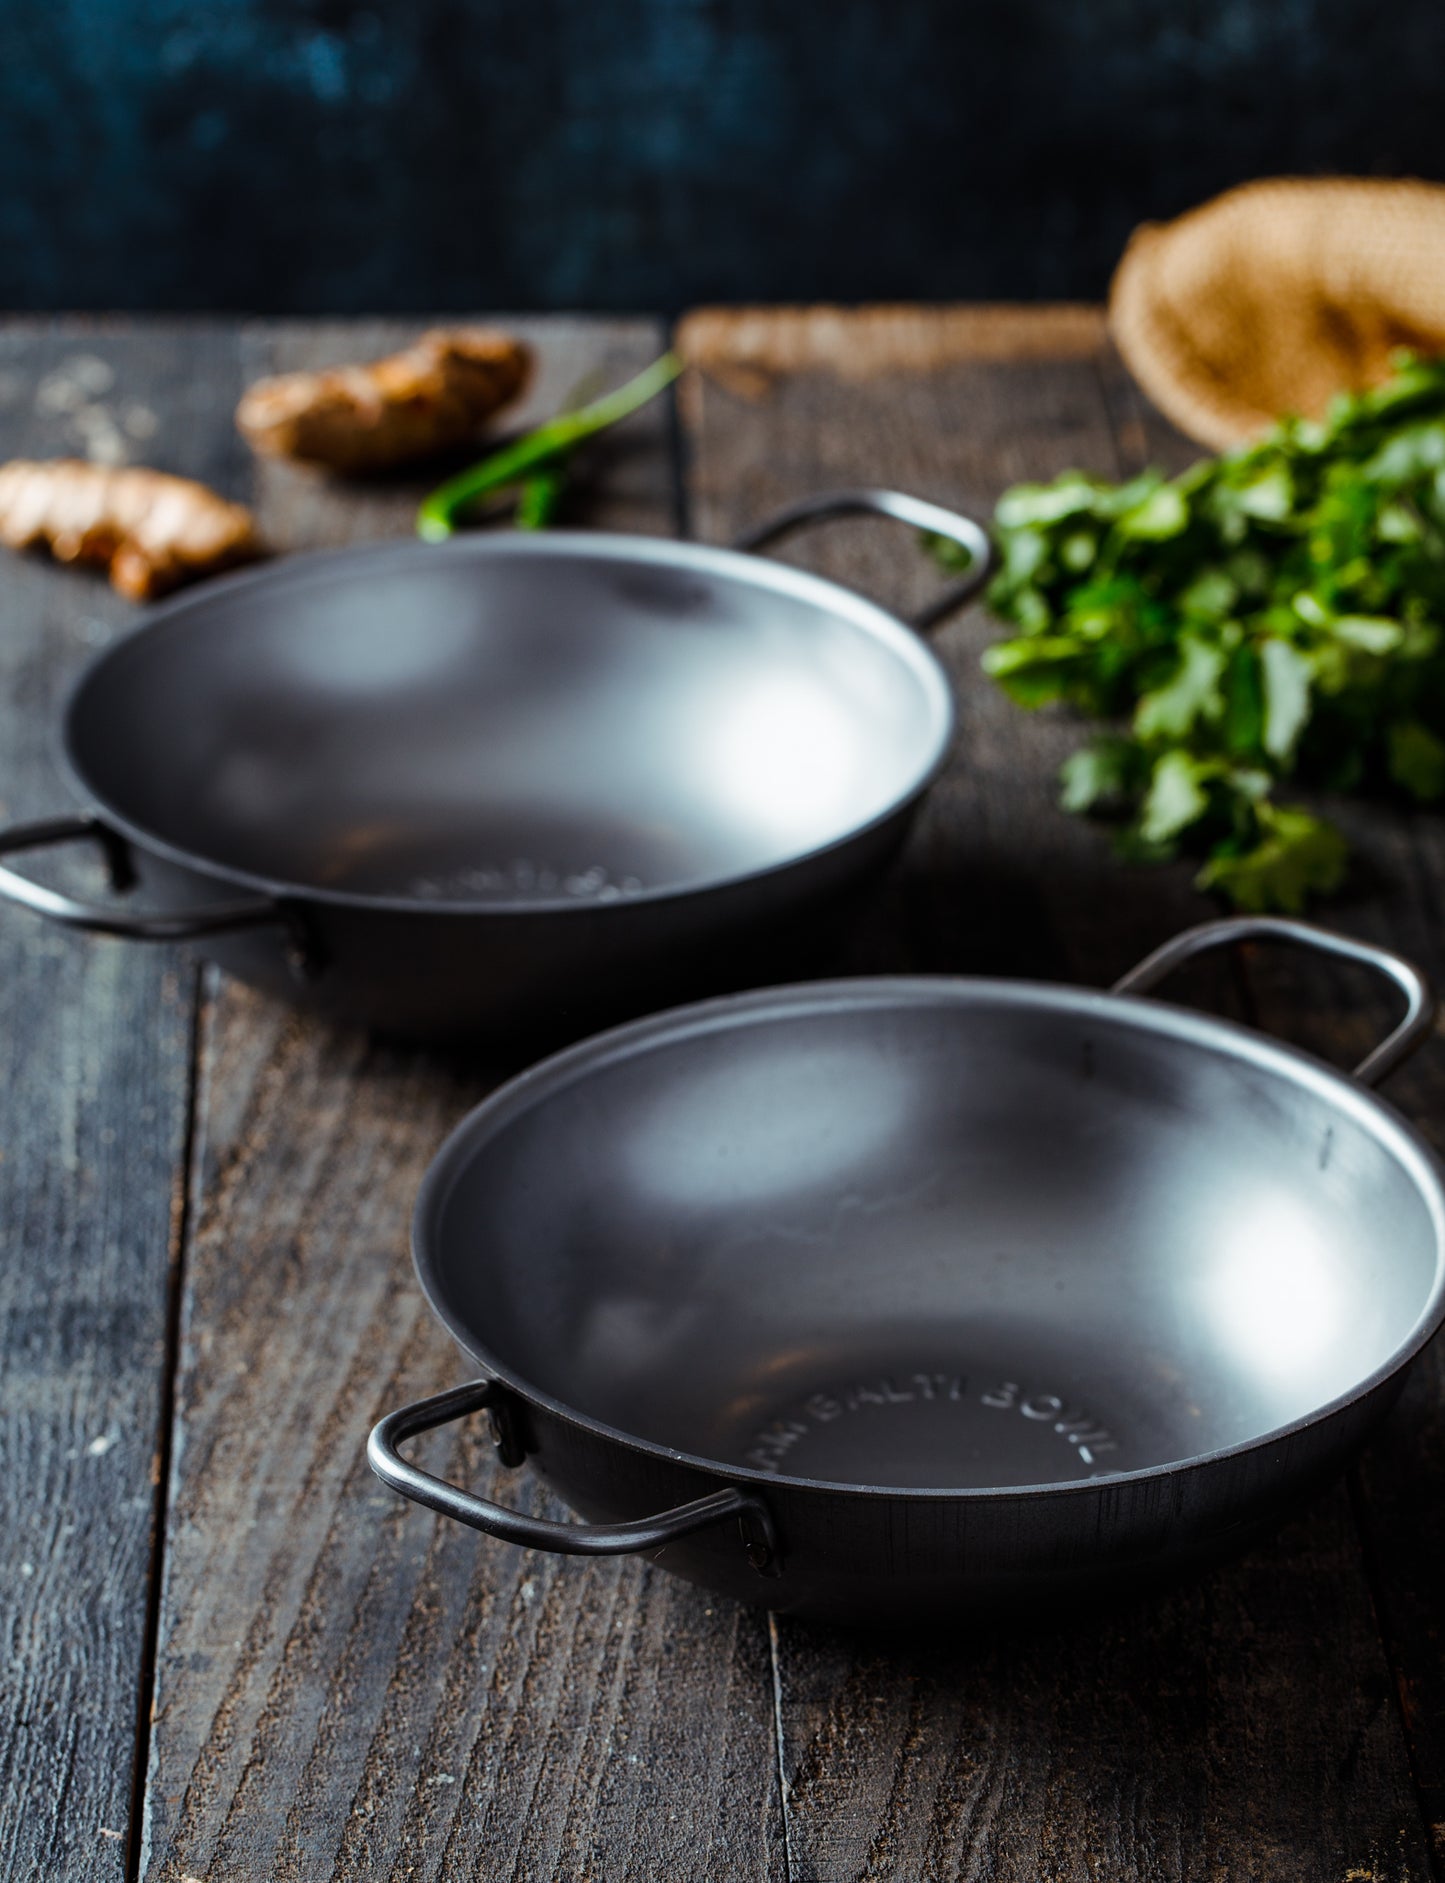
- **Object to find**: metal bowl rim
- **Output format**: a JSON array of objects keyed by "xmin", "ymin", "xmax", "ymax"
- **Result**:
[
  {"xmin": 412, "ymin": 972, "xmax": 1445, "ymax": 1502},
  {"xmin": 58, "ymin": 531, "xmax": 954, "ymax": 916}
]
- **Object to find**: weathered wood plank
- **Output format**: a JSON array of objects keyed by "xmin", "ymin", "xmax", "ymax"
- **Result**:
[
  {"xmin": 139, "ymin": 318, "xmax": 785, "ymax": 1883},
  {"xmin": 0, "ymin": 321, "xmax": 245, "ymax": 1881},
  {"xmin": 1111, "ymin": 357, "xmax": 1445, "ymax": 1869},
  {"xmin": 679, "ymin": 305, "xmax": 1437, "ymax": 1882},
  {"xmin": 679, "ymin": 304, "xmax": 1110, "ymax": 384}
]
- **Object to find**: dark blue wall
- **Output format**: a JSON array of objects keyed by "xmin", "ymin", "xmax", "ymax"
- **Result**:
[{"xmin": 6, "ymin": 0, "xmax": 1445, "ymax": 312}]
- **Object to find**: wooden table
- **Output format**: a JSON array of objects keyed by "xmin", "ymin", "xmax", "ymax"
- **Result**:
[{"xmin": 4, "ymin": 308, "xmax": 1444, "ymax": 1883}]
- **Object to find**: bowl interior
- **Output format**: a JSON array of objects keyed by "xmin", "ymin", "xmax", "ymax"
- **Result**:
[
  {"xmin": 420, "ymin": 985, "xmax": 1444, "ymax": 1492},
  {"xmin": 66, "ymin": 537, "xmax": 948, "ymax": 906}
]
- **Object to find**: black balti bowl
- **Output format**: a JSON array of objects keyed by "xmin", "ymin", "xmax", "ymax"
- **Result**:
[
  {"xmin": 370, "ymin": 918, "xmax": 1445, "ymax": 1626},
  {"xmin": 0, "ymin": 491, "xmax": 989, "ymax": 1041}
]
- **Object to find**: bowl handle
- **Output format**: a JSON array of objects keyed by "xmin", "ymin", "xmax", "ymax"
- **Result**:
[
  {"xmin": 734, "ymin": 487, "xmax": 996, "ymax": 631},
  {"xmin": 368, "ymin": 1380, "xmax": 780, "ymax": 1576},
  {"xmin": 1113, "ymin": 915, "xmax": 1435, "ymax": 1087},
  {"xmin": 0, "ymin": 812, "xmax": 315, "ymax": 964}
]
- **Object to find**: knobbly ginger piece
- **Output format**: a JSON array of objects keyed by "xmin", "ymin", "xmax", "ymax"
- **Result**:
[
  {"xmin": 0, "ymin": 459, "xmax": 261, "ymax": 600},
  {"xmin": 235, "ymin": 327, "xmax": 533, "ymax": 474}
]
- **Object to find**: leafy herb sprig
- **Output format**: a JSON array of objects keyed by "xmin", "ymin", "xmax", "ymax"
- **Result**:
[{"xmin": 933, "ymin": 356, "xmax": 1445, "ymax": 910}]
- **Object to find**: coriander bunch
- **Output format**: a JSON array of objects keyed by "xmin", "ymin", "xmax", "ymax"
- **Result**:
[{"xmin": 935, "ymin": 356, "xmax": 1445, "ymax": 910}]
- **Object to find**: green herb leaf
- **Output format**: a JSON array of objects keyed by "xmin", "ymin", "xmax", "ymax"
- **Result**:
[
  {"xmin": 1259, "ymin": 637, "xmax": 1313, "ymax": 760},
  {"xmin": 1387, "ymin": 720, "xmax": 1445, "ymax": 799},
  {"xmin": 1139, "ymin": 752, "xmax": 1213, "ymax": 844},
  {"xmin": 1134, "ymin": 633, "xmax": 1228, "ymax": 741},
  {"xmin": 979, "ymin": 636, "xmax": 1085, "ymax": 707},
  {"xmin": 1178, "ymin": 568, "xmax": 1237, "ymax": 620},
  {"xmin": 1196, "ymin": 807, "xmax": 1349, "ymax": 913},
  {"xmin": 994, "ymin": 480, "xmax": 1101, "ymax": 529},
  {"xmin": 1232, "ymin": 466, "xmax": 1294, "ymax": 521},
  {"xmin": 1331, "ymin": 615, "xmax": 1405, "ymax": 654},
  {"xmin": 1116, "ymin": 483, "xmax": 1189, "ymax": 540},
  {"xmin": 1059, "ymin": 738, "xmax": 1139, "ymax": 812}
]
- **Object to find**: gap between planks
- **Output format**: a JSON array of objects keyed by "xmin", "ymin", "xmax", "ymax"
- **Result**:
[{"xmin": 126, "ymin": 964, "xmax": 207, "ymax": 1883}]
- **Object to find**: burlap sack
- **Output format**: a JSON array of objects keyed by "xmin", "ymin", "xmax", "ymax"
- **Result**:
[{"xmin": 1109, "ymin": 176, "xmax": 1445, "ymax": 450}]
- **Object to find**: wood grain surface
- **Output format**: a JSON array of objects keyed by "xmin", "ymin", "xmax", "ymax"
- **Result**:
[
  {"xmin": 1, "ymin": 310, "xmax": 1442, "ymax": 1882},
  {"xmin": 0, "ymin": 322, "xmax": 240, "ymax": 1883}
]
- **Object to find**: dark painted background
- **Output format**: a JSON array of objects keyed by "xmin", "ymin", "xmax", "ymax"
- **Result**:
[{"xmin": 5, "ymin": 0, "xmax": 1444, "ymax": 313}]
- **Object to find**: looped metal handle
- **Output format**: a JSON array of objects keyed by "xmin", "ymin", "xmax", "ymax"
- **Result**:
[
  {"xmin": 1113, "ymin": 916, "xmax": 1436, "ymax": 1087},
  {"xmin": 368, "ymin": 1380, "xmax": 780, "ymax": 1575},
  {"xmin": 0, "ymin": 813, "xmax": 286, "ymax": 943},
  {"xmin": 734, "ymin": 487, "xmax": 996, "ymax": 631}
]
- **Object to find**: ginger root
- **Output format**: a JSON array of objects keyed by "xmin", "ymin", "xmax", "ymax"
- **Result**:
[
  {"xmin": 0, "ymin": 459, "xmax": 261, "ymax": 600},
  {"xmin": 235, "ymin": 327, "xmax": 532, "ymax": 474}
]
